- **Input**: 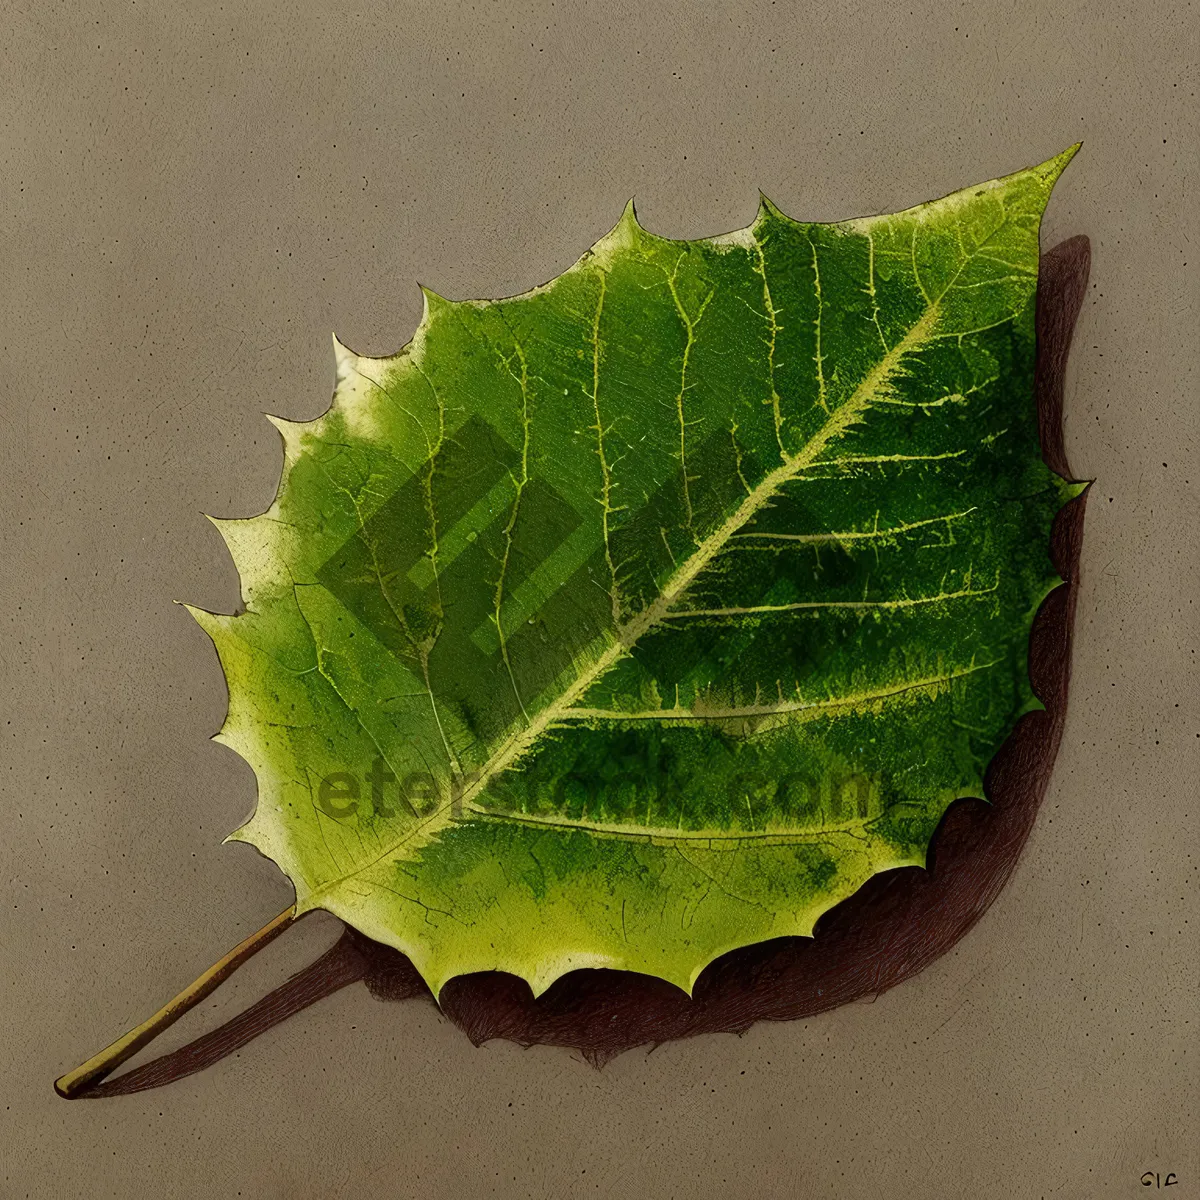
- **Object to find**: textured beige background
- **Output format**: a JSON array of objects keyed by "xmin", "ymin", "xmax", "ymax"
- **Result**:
[{"xmin": 1, "ymin": 2, "xmax": 1196, "ymax": 1197}]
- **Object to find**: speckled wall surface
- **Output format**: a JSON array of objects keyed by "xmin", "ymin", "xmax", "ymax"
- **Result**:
[{"xmin": 1, "ymin": 3, "xmax": 1195, "ymax": 1196}]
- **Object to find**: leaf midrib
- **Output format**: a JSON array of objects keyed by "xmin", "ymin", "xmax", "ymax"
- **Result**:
[{"xmin": 453, "ymin": 303, "xmax": 940, "ymax": 790}]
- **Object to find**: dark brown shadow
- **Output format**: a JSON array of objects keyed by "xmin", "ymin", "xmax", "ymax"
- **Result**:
[{"xmin": 80, "ymin": 235, "xmax": 1092, "ymax": 1095}]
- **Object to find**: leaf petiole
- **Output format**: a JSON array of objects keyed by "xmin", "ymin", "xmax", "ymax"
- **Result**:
[{"xmin": 54, "ymin": 904, "xmax": 298, "ymax": 1099}]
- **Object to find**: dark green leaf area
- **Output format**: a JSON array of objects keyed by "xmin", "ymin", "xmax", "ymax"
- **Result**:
[{"xmin": 473, "ymin": 668, "xmax": 996, "ymax": 844}]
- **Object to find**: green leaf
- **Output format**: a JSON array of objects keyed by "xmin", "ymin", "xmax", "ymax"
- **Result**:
[{"xmin": 191, "ymin": 146, "xmax": 1082, "ymax": 997}]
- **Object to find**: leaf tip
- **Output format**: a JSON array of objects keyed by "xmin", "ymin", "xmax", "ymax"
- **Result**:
[{"xmin": 1037, "ymin": 142, "xmax": 1082, "ymax": 190}]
